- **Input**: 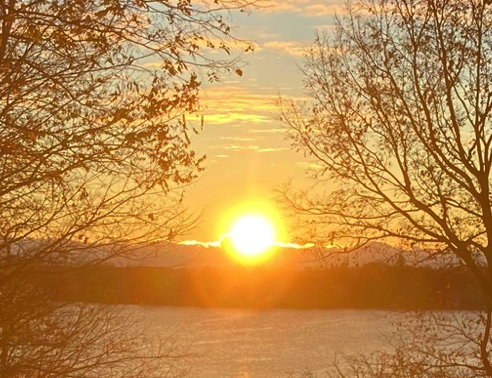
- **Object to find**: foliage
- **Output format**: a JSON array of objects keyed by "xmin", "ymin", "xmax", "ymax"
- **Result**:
[
  {"xmin": 0, "ymin": 0, "xmax": 259, "ymax": 376},
  {"xmin": 1, "ymin": 0, "xmax": 258, "ymax": 249}
]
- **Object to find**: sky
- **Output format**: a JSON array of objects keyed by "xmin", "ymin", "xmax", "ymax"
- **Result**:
[{"xmin": 182, "ymin": 1, "xmax": 343, "ymax": 243}]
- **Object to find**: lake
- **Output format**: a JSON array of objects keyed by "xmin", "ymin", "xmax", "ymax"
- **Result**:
[{"xmin": 134, "ymin": 306, "xmax": 407, "ymax": 378}]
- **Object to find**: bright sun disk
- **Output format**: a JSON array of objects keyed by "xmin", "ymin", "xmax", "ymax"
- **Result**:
[{"xmin": 228, "ymin": 214, "xmax": 275, "ymax": 257}]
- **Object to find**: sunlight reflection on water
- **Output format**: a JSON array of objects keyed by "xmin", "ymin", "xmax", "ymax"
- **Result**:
[{"xmin": 130, "ymin": 306, "xmax": 407, "ymax": 378}]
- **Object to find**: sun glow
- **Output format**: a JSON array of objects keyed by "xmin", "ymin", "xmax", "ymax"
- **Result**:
[
  {"xmin": 228, "ymin": 214, "xmax": 275, "ymax": 258},
  {"xmin": 217, "ymin": 201, "xmax": 285, "ymax": 264}
]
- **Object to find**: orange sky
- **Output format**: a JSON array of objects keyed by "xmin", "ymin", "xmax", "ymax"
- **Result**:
[{"xmin": 181, "ymin": 1, "xmax": 344, "ymax": 243}]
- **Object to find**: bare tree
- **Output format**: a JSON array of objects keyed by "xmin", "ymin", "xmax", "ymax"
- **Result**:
[
  {"xmin": 279, "ymin": 0, "xmax": 492, "ymax": 376},
  {"xmin": 326, "ymin": 311, "xmax": 492, "ymax": 378},
  {"xmin": 0, "ymin": 0, "xmax": 261, "ymax": 376}
]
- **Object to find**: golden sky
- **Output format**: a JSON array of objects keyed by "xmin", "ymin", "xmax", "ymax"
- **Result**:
[{"xmin": 183, "ymin": 1, "xmax": 343, "ymax": 243}]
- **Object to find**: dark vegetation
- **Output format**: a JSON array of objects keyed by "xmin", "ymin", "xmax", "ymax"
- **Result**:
[
  {"xmin": 39, "ymin": 264, "xmax": 485, "ymax": 310},
  {"xmin": 0, "ymin": 0, "xmax": 261, "ymax": 376}
]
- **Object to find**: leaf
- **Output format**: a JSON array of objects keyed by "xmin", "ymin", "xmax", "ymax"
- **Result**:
[{"xmin": 235, "ymin": 68, "xmax": 243, "ymax": 77}]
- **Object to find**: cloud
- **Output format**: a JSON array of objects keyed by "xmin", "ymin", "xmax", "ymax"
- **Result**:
[
  {"xmin": 295, "ymin": 161, "xmax": 325, "ymax": 169},
  {"xmin": 208, "ymin": 145, "xmax": 290, "ymax": 154},
  {"xmin": 195, "ymin": 87, "xmax": 308, "ymax": 156},
  {"xmin": 273, "ymin": 241, "xmax": 315, "ymax": 249},
  {"xmin": 267, "ymin": 0, "xmax": 344, "ymax": 16},
  {"xmin": 263, "ymin": 40, "xmax": 307, "ymax": 57},
  {"xmin": 249, "ymin": 127, "xmax": 286, "ymax": 134},
  {"xmin": 179, "ymin": 239, "xmax": 311, "ymax": 249},
  {"xmin": 178, "ymin": 240, "xmax": 221, "ymax": 247},
  {"xmin": 223, "ymin": 145, "xmax": 260, "ymax": 151},
  {"xmin": 257, "ymin": 147, "xmax": 290, "ymax": 153},
  {"xmin": 305, "ymin": 3, "xmax": 343, "ymax": 16},
  {"xmin": 209, "ymin": 144, "xmax": 261, "ymax": 152},
  {"xmin": 218, "ymin": 136, "xmax": 256, "ymax": 142},
  {"xmin": 199, "ymin": 86, "xmax": 277, "ymax": 125}
]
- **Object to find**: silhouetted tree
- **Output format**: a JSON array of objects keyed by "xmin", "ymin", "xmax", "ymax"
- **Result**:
[
  {"xmin": 327, "ymin": 311, "xmax": 492, "ymax": 378},
  {"xmin": 279, "ymin": 0, "xmax": 492, "ymax": 376},
  {"xmin": 0, "ymin": 0, "xmax": 259, "ymax": 376}
]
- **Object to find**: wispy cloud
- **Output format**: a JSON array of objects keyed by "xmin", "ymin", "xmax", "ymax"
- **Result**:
[
  {"xmin": 263, "ymin": 40, "xmax": 307, "ymax": 57},
  {"xmin": 199, "ymin": 86, "xmax": 277, "ymax": 125},
  {"xmin": 178, "ymin": 240, "xmax": 221, "ymax": 247},
  {"xmin": 258, "ymin": 147, "xmax": 290, "ymax": 153},
  {"xmin": 208, "ymin": 145, "xmax": 290, "ymax": 154},
  {"xmin": 179, "ymin": 239, "xmax": 312, "ymax": 249},
  {"xmin": 218, "ymin": 136, "xmax": 256, "ymax": 142},
  {"xmin": 305, "ymin": 3, "xmax": 343, "ymax": 16},
  {"xmin": 223, "ymin": 145, "xmax": 260, "ymax": 151},
  {"xmin": 209, "ymin": 144, "xmax": 261, "ymax": 152},
  {"xmin": 295, "ymin": 161, "xmax": 325, "ymax": 169},
  {"xmin": 249, "ymin": 128, "xmax": 286, "ymax": 134},
  {"xmin": 268, "ymin": 0, "xmax": 344, "ymax": 16}
]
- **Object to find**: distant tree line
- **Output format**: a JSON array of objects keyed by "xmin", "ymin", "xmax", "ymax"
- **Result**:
[{"xmin": 35, "ymin": 264, "xmax": 485, "ymax": 310}]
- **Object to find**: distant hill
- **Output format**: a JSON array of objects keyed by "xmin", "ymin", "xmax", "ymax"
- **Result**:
[
  {"xmin": 107, "ymin": 241, "xmax": 465, "ymax": 269},
  {"xmin": 7, "ymin": 238, "xmax": 466, "ymax": 270},
  {"xmin": 18, "ymin": 240, "xmax": 482, "ymax": 310}
]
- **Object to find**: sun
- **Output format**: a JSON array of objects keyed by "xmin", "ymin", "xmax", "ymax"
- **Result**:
[
  {"xmin": 218, "ymin": 201, "xmax": 284, "ymax": 264},
  {"xmin": 228, "ymin": 214, "xmax": 276, "ymax": 258}
]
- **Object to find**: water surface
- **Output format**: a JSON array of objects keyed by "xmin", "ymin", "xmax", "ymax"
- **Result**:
[{"xmin": 138, "ymin": 306, "xmax": 405, "ymax": 378}]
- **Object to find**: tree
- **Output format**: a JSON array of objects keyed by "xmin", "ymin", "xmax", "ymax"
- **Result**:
[
  {"xmin": 279, "ymin": 0, "xmax": 492, "ymax": 376},
  {"xmin": 0, "ymin": 0, "xmax": 259, "ymax": 376},
  {"xmin": 327, "ymin": 311, "xmax": 492, "ymax": 378}
]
